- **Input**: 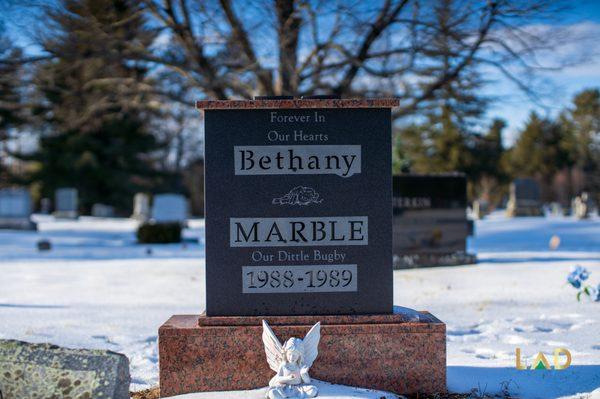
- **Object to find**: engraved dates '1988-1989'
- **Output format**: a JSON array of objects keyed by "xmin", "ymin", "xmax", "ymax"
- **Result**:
[{"xmin": 242, "ymin": 264, "xmax": 357, "ymax": 293}]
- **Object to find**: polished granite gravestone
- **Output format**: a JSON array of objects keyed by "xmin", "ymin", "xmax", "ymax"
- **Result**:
[
  {"xmin": 159, "ymin": 98, "xmax": 446, "ymax": 397},
  {"xmin": 204, "ymin": 100, "xmax": 392, "ymax": 316},
  {"xmin": 392, "ymin": 173, "xmax": 476, "ymax": 268}
]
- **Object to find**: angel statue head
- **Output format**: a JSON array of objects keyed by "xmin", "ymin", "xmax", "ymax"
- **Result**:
[
  {"xmin": 262, "ymin": 320, "xmax": 321, "ymax": 399},
  {"xmin": 283, "ymin": 337, "xmax": 304, "ymax": 364}
]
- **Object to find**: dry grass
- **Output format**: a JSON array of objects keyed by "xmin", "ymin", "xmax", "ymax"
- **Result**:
[{"xmin": 130, "ymin": 386, "xmax": 159, "ymax": 399}]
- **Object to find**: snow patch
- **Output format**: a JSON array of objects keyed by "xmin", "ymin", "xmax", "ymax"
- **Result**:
[{"xmin": 0, "ymin": 212, "xmax": 599, "ymax": 398}]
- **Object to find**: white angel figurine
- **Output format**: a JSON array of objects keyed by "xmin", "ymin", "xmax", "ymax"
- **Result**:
[{"xmin": 262, "ymin": 320, "xmax": 321, "ymax": 399}]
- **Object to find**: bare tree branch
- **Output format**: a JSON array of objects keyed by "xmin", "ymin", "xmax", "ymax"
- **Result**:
[
  {"xmin": 219, "ymin": 0, "xmax": 274, "ymax": 95},
  {"xmin": 333, "ymin": 0, "xmax": 410, "ymax": 96}
]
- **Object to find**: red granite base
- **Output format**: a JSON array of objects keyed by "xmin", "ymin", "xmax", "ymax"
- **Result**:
[{"xmin": 158, "ymin": 309, "xmax": 446, "ymax": 397}]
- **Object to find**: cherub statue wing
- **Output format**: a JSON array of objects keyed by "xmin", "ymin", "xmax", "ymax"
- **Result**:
[
  {"xmin": 262, "ymin": 320, "xmax": 284, "ymax": 372},
  {"xmin": 302, "ymin": 322, "xmax": 321, "ymax": 369}
]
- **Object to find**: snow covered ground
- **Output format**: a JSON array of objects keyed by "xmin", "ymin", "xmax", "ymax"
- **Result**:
[
  {"xmin": 171, "ymin": 380, "xmax": 398, "ymax": 399},
  {"xmin": 0, "ymin": 212, "xmax": 599, "ymax": 398}
]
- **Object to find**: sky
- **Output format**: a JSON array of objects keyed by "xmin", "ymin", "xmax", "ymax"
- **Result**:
[
  {"xmin": 484, "ymin": 1, "xmax": 600, "ymax": 144},
  {"xmin": 1, "ymin": 1, "xmax": 600, "ymax": 147}
]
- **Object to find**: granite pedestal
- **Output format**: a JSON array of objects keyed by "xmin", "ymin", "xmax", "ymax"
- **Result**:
[{"xmin": 158, "ymin": 307, "xmax": 446, "ymax": 397}]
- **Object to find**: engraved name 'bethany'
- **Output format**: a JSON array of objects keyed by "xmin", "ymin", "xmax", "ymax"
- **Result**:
[
  {"xmin": 230, "ymin": 217, "xmax": 368, "ymax": 247},
  {"xmin": 234, "ymin": 145, "xmax": 361, "ymax": 177}
]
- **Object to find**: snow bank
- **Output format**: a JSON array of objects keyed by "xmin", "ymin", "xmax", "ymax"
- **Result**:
[{"xmin": 0, "ymin": 212, "xmax": 599, "ymax": 398}]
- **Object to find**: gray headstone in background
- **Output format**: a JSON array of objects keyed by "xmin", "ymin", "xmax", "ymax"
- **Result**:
[
  {"xmin": 506, "ymin": 178, "xmax": 543, "ymax": 217},
  {"xmin": 0, "ymin": 188, "xmax": 31, "ymax": 218},
  {"xmin": 132, "ymin": 193, "xmax": 150, "ymax": 221},
  {"xmin": 0, "ymin": 188, "xmax": 34, "ymax": 230},
  {"xmin": 54, "ymin": 188, "xmax": 78, "ymax": 219},
  {"xmin": 151, "ymin": 193, "xmax": 188, "ymax": 223},
  {"xmin": 91, "ymin": 203, "xmax": 115, "ymax": 218},
  {"xmin": 0, "ymin": 339, "xmax": 130, "ymax": 399}
]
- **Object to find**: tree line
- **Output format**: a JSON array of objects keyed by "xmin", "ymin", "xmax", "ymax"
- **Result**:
[
  {"xmin": 0, "ymin": 0, "xmax": 596, "ymax": 214},
  {"xmin": 395, "ymin": 88, "xmax": 600, "ymax": 207}
]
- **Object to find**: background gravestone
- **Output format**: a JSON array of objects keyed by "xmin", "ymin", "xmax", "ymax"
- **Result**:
[
  {"xmin": 151, "ymin": 193, "xmax": 188, "ymax": 224},
  {"xmin": 40, "ymin": 198, "xmax": 52, "ymax": 214},
  {"xmin": 506, "ymin": 178, "xmax": 543, "ymax": 217},
  {"xmin": 549, "ymin": 202, "xmax": 565, "ymax": 216},
  {"xmin": 131, "ymin": 193, "xmax": 150, "ymax": 221},
  {"xmin": 204, "ymin": 101, "xmax": 392, "ymax": 316},
  {"xmin": 572, "ymin": 192, "xmax": 592, "ymax": 219},
  {"xmin": 54, "ymin": 188, "xmax": 79, "ymax": 219},
  {"xmin": 91, "ymin": 203, "xmax": 115, "ymax": 218},
  {"xmin": 392, "ymin": 173, "xmax": 475, "ymax": 268},
  {"xmin": 0, "ymin": 188, "xmax": 34, "ymax": 230},
  {"xmin": 471, "ymin": 199, "xmax": 490, "ymax": 220}
]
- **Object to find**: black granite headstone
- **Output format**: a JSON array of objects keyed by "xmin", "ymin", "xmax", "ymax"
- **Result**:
[
  {"xmin": 512, "ymin": 178, "xmax": 541, "ymax": 203},
  {"xmin": 393, "ymin": 174, "xmax": 473, "ymax": 267},
  {"xmin": 507, "ymin": 178, "xmax": 544, "ymax": 217},
  {"xmin": 204, "ymin": 105, "xmax": 392, "ymax": 316}
]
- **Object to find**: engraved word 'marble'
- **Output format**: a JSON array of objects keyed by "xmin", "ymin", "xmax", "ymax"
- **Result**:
[{"xmin": 230, "ymin": 217, "xmax": 368, "ymax": 247}]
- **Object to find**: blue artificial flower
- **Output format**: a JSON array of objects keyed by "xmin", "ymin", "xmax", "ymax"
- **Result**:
[
  {"xmin": 577, "ymin": 266, "xmax": 590, "ymax": 281},
  {"xmin": 567, "ymin": 265, "xmax": 590, "ymax": 288},
  {"xmin": 594, "ymin": 285, "xmax": 600, "ymax": 302},
  {"xmin": 568, "ymin": 273, "xmax": 582, "ymax": 288}
]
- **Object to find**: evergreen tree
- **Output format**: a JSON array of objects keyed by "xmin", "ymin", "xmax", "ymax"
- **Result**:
[
  {"xmin": 508, "ymin": 112, "xmax": 575, "ymax": 201},
  {"xmin": 470, "ymin": 119, "xmax": 508, "ymax": 204},
  {"xmin": 19, "ymin": 0, "xmax": 166, "ymax": 213},
  {"xmin": 0, "ymin": 27, "xmax": 24, "ymax": 185},
  {"xmin": 561, "ymin": 89, "xmax": 600, "ymax": 200},
  {"xmin": 396, "ymin": 108, "xmax": 475, "ymax": 176}
]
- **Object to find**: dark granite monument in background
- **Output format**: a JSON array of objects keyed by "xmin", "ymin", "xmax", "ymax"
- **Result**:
[
  {"xmin": 392, "ymin": 173, "xmax": 476, "ymax": 268},
  {"xmin": 158, "ymin": 98, "xmax": 446, "ymax": 397},
  {"xmin": 506, "ymin": 177, "xmax": 544, "ymax": 217}
]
